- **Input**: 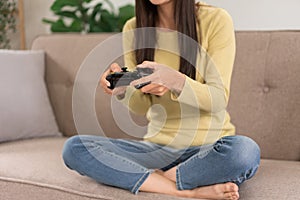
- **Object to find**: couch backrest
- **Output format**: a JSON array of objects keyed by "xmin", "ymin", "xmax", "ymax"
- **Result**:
[
  {"xmin": 32, "ymin": 32, "xmax": 300, "ymax": 161},
  {"xmin": 228, "ymin": 31, "xmax": 300, "ymax": 161}
]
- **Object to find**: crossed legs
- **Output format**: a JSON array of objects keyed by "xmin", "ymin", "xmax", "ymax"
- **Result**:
[{"xmin": 63, "ymin": 135, "xmax": 260, "ymax": 200}]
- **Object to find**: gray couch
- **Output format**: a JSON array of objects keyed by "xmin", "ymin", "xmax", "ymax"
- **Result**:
[{"xmin": 1, "ymin": 31, "xmax": 299, "ymax": 200}]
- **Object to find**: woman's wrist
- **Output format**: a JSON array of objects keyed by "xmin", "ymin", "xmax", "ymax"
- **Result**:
[{"xmin": 172, "ymin": 72, "xmax": 186, "ymax": 96}]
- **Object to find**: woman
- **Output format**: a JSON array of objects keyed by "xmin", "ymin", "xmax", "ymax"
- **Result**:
[{"xmin": 63, "ymin": 0, "xmax": 260, "ymax": 199}]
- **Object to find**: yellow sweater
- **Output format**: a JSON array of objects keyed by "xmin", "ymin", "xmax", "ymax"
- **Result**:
[{"xmin": 120, "ymin": 4, "xmax": 236, "ymax": 149}]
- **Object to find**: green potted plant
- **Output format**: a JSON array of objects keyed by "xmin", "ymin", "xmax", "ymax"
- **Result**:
[
  {"xmin": 0, "ymin": 0, "xmax": 17, "ymax": 49},
  {"xmin": 43, "ymin": 0, "xmax": 135, "ymax": 33}
]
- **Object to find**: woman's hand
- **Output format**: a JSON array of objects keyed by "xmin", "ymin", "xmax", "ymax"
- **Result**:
[
  {"xmin": 100, "ymin": 63, "xmax": 127, "ymax": 96},
  {"xmin": 131, "ymin": 61, "xmax": 186, "ymax": 96},
  {"xmin": 137, "ymin": 83, "xmax": 169, "ymax": 96}
]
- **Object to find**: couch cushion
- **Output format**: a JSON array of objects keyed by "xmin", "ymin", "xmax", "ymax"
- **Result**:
[
  {"xmin": 0, "ymin": 137, "xmax": 299, "ymax": 200},
  {"xmin": 0, "ymin": 50, "xmax": 61, "ymax": 143},
  {"xmin": 239, "ymin": 159, "xmax": 300, "ymax": 200},
  {"xmin": 228, "ymin": 31, "xmax": 300, "ymax": 161}
]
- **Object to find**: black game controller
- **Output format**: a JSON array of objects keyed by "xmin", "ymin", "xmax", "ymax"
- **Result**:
[{"xmin": 106, "ymin": 67, "xmax": 153, "ymax": 89}]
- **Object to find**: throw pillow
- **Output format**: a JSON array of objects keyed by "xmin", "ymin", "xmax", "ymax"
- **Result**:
[{"xmin": 0, "ymin": 50, "xmax": 61, "ymax": 143}]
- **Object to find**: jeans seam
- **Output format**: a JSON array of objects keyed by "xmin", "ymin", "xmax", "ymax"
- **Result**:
[
  {"xmin": 131, "ymin": 169, "xmax": 155, "ymax": 194},
  {"xmin": 176, "ymin": 166, "xmax": 183, "ymax": 190}
]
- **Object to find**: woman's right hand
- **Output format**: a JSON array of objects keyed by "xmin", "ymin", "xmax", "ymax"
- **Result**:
[{"xmin": 100, "ymin": 63, "xmax": 125, "ymax": 96}]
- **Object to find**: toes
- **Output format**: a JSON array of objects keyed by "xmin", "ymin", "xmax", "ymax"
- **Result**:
[
  {"xmin": 223, "ymin": 183, "xmax": 239, "ymax": 200},
  {"xmin": 231, "ymin": 183, "xmax": 239, "ymax": 192},
  {"xmin": 224, "ymin": 192, "xmax": 239, "ymax": 200},
  {"xmin": 224, "ymin": 182, "xmax": 239, "ymax": 192},
  {"xmin": 224, "ymin": 192, "xmax": 233, "ymax": 200},
  {"xmin": 232, "ymin": 192, "xmax": 240, "ymax": 200}
]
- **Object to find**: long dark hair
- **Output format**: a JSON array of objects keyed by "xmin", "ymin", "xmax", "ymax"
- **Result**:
[{"xmin": 135, "ymin": 0, "xmax": 200, "ymax": 80}]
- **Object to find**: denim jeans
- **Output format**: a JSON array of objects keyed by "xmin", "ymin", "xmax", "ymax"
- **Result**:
[{"xmin": 62, "ymin": 135, "xmax": 260, "ymax": 194}]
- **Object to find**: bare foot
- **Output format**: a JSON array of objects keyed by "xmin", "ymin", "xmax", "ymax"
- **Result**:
[
  {"xmin": 155, "ymin": 169, "xmax": 239, "ymax": 199},
  {"xmin": 186, "ymin": 182, "xmax": 239, "ymax": 200},
  {"xmin": 148, "ymin": 171, "xmax": 238, "ymax": 199}
]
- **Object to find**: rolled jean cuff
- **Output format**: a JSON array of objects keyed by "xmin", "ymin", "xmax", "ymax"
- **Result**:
[{"xmin": 131, "ymin": 169, "xmax": 155, "ymax": 194}]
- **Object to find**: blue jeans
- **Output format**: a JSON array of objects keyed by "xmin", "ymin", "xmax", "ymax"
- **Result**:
[{"xmin": 62, "ymin": 135, "xmax": 260, "ymax": 194}]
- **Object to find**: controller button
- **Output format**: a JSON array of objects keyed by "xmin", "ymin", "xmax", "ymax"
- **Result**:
[{"xmin": 121, "ymin": 67, "xmax": 128, "ymax": 72}]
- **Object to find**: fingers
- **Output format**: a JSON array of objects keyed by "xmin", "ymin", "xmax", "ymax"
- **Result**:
[
  {"xmin": 140, "ymin": 83, "xmax": 169, "ymax": 96},
  {"xmin": 140, "ymin": 83, "xmax": 160, "ymax": 92},
  {"xmin": 147, "ymin": 87, "xmax": 169, "ymax": 96},
  {"xmin": 137, "ymin": 61, "xmax": 156, "ymax": 69},
  {"xmin": 100, "ymin": 74, "xmax": 112, "ymax": 95},
  {"xmin": 130, "ymin": 75, "xmax": 153, "ymax": 87},
  {"xmin": 100, "ymin": 70, "xmax": 112, "ymax": 94},
  {"xmin": 100, "ymin": 63, "xmax": 121, "ymax": 95},
  {"xmin": 101, "ymin": 79, "xmax": 113, "ymax": 95},
  {"xmin": 110, "ymin": 63, "xmax": 122, "ymax": 72},
  {"xmin": 130, "ymin": 73, "xmax": 168, "ymax": 96}
]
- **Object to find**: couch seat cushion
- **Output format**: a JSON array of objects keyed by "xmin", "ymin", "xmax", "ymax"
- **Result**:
[{"xmin": 0, "ymin": 137, "xmax": 299, "ymax": 200}]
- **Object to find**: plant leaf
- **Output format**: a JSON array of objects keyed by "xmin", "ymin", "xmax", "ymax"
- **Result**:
[
  {"xmin": 42, "ymin": 18, "xmax": 56, "ymax": 25},
  {"xmin": 99, "ymin": 9, "xmax": 117, "ymax": 32},
  {"xmin": 50, "ymin": 18, "xmax": 82, "ymax": 32},
  {"xmin": 50, "ymin": 18, "xmax": 70, "ymax": 32},
  {"xmin": 89, "ymin": 25, "xmax": 104, "ymax": 33},
  {"xmin": 51, "ymin": 0, "xmax": 80, "ymax": 12},
  {"xmin": 90, "ymin": 3, "xmax": 103, "ymax": 21},
  {"xmin": 70, "ymin": 19, "xmax": 83, "ymax": 32},
  {"xmin": 54, "ymin": 11, "xmax": 78, "ymax": 19},
  {"xmin": 44, "ymin": 0, "xmax": 135, "ymax": 33},
  {"xmin": 118, "ymin": 4, "xmax": 135, "ymax": 30},
  {"xmin": 103, "ymin": 0, "xmax": 115, "ymax": 14}
]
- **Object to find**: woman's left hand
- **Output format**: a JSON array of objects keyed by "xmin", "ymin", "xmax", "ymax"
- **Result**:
[{"xmin": 130, "ymin": 61, "xmax": 186, "ymax": 96}]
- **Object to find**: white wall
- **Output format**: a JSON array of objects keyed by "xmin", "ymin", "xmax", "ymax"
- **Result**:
[
  {"xmin": 16, "ymin": 0, "xmax": 300, "ymax": 49},
  {"xmin": 204, "ymin": 0, "xmax": 300, "ymax": 30},
  {"xmin": 23, "ymin": 0, "xmax": 53, "ymax": 49}
]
